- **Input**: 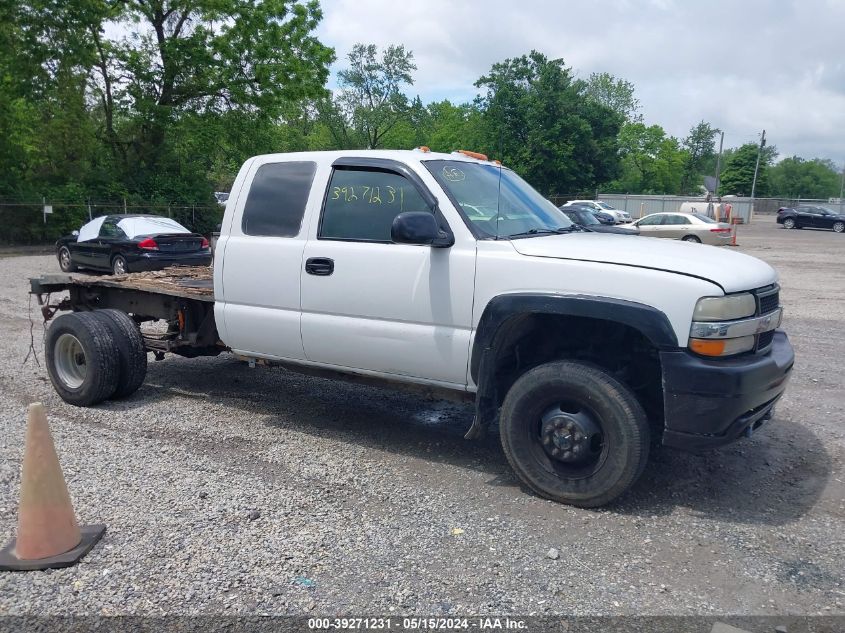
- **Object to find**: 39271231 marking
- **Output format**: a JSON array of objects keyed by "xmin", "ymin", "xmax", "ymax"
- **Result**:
[{"xmin": 308, "ymin": 617, "xmax": 394, "ymax": 629}]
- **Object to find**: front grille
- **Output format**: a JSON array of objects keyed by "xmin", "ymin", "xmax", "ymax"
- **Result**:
[
  {"xmin": 756, "ymin": 330, "xmax": 775, "ymax": 351},
  {"xmin": 753, "ymin": 285, "xmax": 780, "ymax": 353},
  {"xmin": 758, "ymin": 291, "xmax": 779, "ymax": 315}
]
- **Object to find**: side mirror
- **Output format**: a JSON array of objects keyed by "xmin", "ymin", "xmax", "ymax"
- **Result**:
[
  {"xmin": 72, "ymin": 230, "xmax": 80, "ymax": 236},
  {"xmin": 391, "ymin": 212, "xmax": 452, "ymax": 247}
]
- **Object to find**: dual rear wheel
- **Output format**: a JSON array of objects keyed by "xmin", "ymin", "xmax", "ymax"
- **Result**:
[{"xmin": 45, "ymin": 310, "xmax": 147, "ymax": 406}]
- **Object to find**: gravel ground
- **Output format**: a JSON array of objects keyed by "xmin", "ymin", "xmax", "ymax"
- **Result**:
[{"xmin": 0, "ymin": 215, "xmax": 843, "ymax": 616}]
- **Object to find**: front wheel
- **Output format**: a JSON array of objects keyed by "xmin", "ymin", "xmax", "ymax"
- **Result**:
[
  {"xmin": 499, "ymin": 361, "xmax": 649, "ymax": 508},
  {"xmin": 681, "ymin": 235, "xmax": 701, "ymax": 243},
  {"xmin": 833, "ymin": 221, "xmax": 844, "ymax": 233},
  {"xmin": 783, "ymin": 218, "xmax": 796, "ymax": 229}
]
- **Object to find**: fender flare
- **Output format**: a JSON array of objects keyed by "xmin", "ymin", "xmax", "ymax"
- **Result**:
[{"xmin": 465, "ymin": 293, "xmax": 678, "ymax": 438}]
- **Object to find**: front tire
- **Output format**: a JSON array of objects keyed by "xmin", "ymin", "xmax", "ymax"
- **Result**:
[
  {"xmin": 58, "ymin": 247, "xmax": 77, "ymax": 272},
  {"xmin": 783, "ymin": 218, "xmax": 796, "ymax": 229},
  {"xmin": 45, "ymin": 312, "xmax": 120, "ymax": 406},
  {"xmin": 92, "ymin": 309, "xmax": 147, "ymax": 399},
  {"xmin": 112, "ymin": 255, "xmax": 128, "ymax": 275},
  {"xmin": 681, "ymin": 235, "xmax": 701, "ymax": 243},
  {"xmin": 833, "ymin": 221, "xmax": 844, "ymax": 233},
  {"xmin": 499, "ymin": 361, "xmax": 649, "ymax": 508}
]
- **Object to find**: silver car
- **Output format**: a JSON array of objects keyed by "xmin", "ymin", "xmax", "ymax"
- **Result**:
[{"xmin": 633, "ymin": 212, "xmax": 733, "ymax": 245}]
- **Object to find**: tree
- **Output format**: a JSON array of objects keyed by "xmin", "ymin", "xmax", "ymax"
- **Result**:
[
  {"xmin": 679, "ymin": 121, "xmax": 719, "ymax": 194},
  {"xmin": 610, "ymin": 123, "xmax": 684, "ymax": 194},
  {"xmin": 88, "ymin": 0, "xmax": 333, "ymax": 190},
  {"xmin": 584, "ymin": 72, "xmax": 641, "ymax": 122},
  {"xmin": 769, "ymin": 156, "xmax": 841, "ymax": 199},
  {"xmin": 719, "ymin": 143, "xmax": 773, "ymax": 197},
  {"xmin": 474, "ymin": 51, "xmax": 622, "ymax": 195},
  {"xmin": 328, "ymin": 43, "xmax": 417, "ymax": 149}
]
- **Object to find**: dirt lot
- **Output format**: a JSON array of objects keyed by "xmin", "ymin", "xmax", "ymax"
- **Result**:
[{"xmin": 0, "ymin": 215, "xmax": 843, "ymax": 616}]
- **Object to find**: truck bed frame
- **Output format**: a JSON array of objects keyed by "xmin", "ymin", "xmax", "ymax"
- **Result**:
[{"xmin": 30, "ymin": 267, "xmax": 222, "ymax": 358}]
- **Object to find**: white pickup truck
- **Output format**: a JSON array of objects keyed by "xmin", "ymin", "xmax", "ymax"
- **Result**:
[{"xmin": 31, "ymin": 149, "xmax": 794, "ymax": 507}]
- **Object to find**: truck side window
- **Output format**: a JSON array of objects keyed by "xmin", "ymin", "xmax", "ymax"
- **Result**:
[
  {"xmin": 242, "ymin": 161, "xmax": 317, "ymax": 237},
  {"xmin": 319, "ymin": 168, "xmax": 431, "ymax": 242}
]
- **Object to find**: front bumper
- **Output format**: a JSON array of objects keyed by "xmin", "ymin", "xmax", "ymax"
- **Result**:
[
  {"xmin": 660, "ymin": 330, "xmax": 794, "ymax": 451},
  {"xmin": 126, "ymin": 251, "xmax": 212, "ymax": 272}
]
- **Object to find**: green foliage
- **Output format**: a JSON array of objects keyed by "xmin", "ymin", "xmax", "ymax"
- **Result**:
[
  {"xmin": 719, "ymin": 143, "xmax": 772, "ymax": 197},
  {"xmin": 4, "ymin": 6, "xmax": 844, "ymax": 246},
  {"xmin": 325, "ymin": 43, "xmax": 417, "ymax": 149},
  {"xmin": 584, "ymin": 72, "xmax": 641, "ymax": 122},
  {"xmin": 473, "ymin": 51, "xmax": 622, "ymax": 195},
  {"xmin": 608, "ymin": 123, "xmax": 684, "ymax": 193},
  {"xmin": 679, "ymin": 121, "xmax": 719, "ymax": 194},
  {"xmin": 768, "ymin": 156, "xmax": 841, "ymax": 199},
  {"xmin": 1, "ymin": 0, "xmax": 333, "ymax": 242}
]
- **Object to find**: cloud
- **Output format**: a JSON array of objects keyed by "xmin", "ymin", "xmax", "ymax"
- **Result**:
[{"xmin": 316, "ymin": 0, "xmax": 845, "ymax": 164}]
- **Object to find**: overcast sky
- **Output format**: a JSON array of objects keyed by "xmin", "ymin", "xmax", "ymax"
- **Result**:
[{"xmin": 316, "ymin": 0, "xmax": 845, "ymax": 166}]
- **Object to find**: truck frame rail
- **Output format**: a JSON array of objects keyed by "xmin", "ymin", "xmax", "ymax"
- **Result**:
[{"xmin": 30, "ymin": 267, "xmax": 222, "ymax": 358}]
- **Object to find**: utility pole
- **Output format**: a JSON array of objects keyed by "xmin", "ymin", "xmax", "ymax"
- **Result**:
[
  {"xmin": 840, "ymin": 159, "xmax": 844, "ymax": 202},
  {"xmin": 750, "ymin": 129, "xmax": 766, "ymax": 200},
  {"xmin": 714, "ymin": 130, "xmax": 725, "ymax": 196}
]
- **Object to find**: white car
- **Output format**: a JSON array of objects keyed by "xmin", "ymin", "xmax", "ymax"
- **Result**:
[
  {"xmin": 563, "ymin": 200, "xmax": 632, "ymax": 224},
  {"xmin": 33, "ymin": 149, "xmax": 793, "ymax": 508}
]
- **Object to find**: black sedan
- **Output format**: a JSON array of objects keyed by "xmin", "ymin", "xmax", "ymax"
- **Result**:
[
  {"xmin": 56, "ymin": 215, "xmax": 212, "ymax": 275},
  {"xmin": 563, "ymin": 204, "xmax": 616, "ymax": 225},
  {"xmin": 777, "ymin": 206, "xmax": 845, "ymax": 233},
  {"xmin": 560, "ymin": 207, "xmax": 640, "ymax": 235}
]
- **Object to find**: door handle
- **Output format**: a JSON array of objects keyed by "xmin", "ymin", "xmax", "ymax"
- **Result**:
[{"xmin": 305, "ymin": 257, "xmax": 334, "ymax": 276}]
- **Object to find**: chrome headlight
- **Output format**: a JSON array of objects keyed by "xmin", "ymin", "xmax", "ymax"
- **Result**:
[{"xmin": 692, "ymin": 294, "xmax": 756, "ymax": 322}]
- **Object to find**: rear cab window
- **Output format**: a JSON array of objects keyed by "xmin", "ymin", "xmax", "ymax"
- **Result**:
[{"xmin": 242, "ymin": 161, "xmax": 317, "ymax": 237}]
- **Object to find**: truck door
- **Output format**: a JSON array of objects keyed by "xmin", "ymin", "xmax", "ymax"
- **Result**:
[
  {"xmin": 217, "ymin": 160, "xmax": 317, "ymax": 360},
  {"xmin": 299, "ymin": 159, "xmax": 476, "ymax": 388}
]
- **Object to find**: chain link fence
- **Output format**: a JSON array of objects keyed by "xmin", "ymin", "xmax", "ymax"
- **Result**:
[{"xmin": 0, "ymin": 200, "xmax": 223, "ymax": 246}]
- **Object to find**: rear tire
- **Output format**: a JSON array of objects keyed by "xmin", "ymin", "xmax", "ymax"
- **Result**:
[
  {"xmin": 499, "ymin": 361, "xmax": 649, "ymax": 508},
  {"xmin": 92, "ymin": 309, "xmax": 147, "ymax": 399},
  {"xmin": 45, "ymin": 312, "xmax": 120, "ymax": 406},
  {"xmin": 682, "ymin": 235, "xmax": 701, "ymax": 243},
  {"xmin": 58, "ymin": 247, "xmax": 77, "ymax": 272},
  {"xmin": 782, "ymin": 218, "xmax": 796, "ymax": 229},
  {"xmin": 112, "ymin": 255, "xmax": 128, "ymax": 275},
  {"xmin": 833, "ymin": 221, "xmax": 844, "ymax": 233}
]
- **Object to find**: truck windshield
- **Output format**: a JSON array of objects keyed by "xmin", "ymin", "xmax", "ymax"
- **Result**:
[{"xmin": 426, "ymin": 160, "xmax": 574, "ymax": 239}]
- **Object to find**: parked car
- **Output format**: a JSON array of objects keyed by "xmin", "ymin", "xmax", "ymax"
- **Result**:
[
  {"xmin": 56, "ymin": 215, "xmax": 212, "ymax": 275},
  {"xmin": 633, "ymin": 212, "xmax": 733, "ymax": 245},
  {"xmin": 560, "ymin": 207, "xmax": 639, "ymax": 235},
  {"xmin": 563, "ymin": 200, "xmax": 632, "ymax": 224},
  {"xmin": 33, "ymin": 149, "xmax": 792, "ymax": 508},
  {"xmin": 777, "ymin": 206, "xmax": 845, "ymax": 232},
  {"xmin": 562, "ymin": 203, "xmax": 615, "ymax": 225}
]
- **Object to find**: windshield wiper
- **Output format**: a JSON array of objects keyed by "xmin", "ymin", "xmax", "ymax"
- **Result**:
[{"xmin": 506, "ymin": 226, "xmax": 581, "ymax": 238}]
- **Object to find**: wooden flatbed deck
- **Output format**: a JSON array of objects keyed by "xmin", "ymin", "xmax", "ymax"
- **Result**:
[{"xmin": 31, "ymin": 266, "xmax": 214, "ymax": 301}]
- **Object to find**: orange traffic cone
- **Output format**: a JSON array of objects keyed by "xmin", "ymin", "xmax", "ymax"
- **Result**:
[{"xmin": 0, "ymin": 403, "xmax": 105, "ymax": 571}]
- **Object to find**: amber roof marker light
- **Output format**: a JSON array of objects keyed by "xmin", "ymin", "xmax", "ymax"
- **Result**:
[{"xmin": 454, "ymin": 149, "xmax": 488, "ymax": 161}]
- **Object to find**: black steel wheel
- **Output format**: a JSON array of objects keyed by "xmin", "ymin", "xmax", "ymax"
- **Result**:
[
  {"xmin": 92, "ymin": 309, "xmax": 147, "ymax": 399},
  {"xmin": 499, "ymin": 361, "xmax": 649, "ymax": 507},
  {"xmin": 45, "ymin": 312, "xmax": 120, "ymax": 406}
]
